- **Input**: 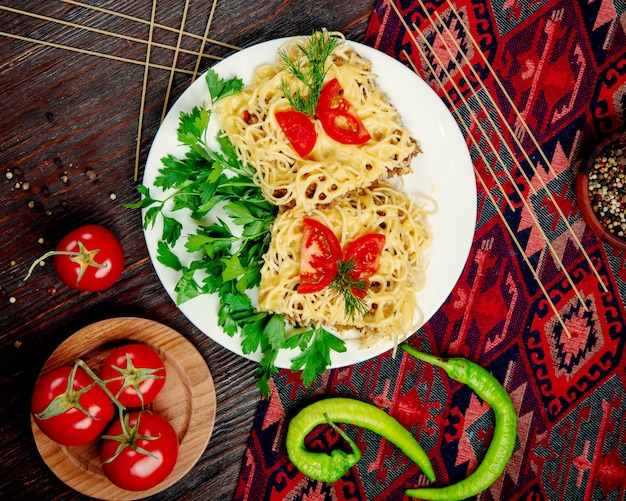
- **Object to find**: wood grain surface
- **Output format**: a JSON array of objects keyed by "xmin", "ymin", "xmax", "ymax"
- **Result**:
[{"xmin": 0, "ymin": 1, "xmax": 374, "ymax": 500}]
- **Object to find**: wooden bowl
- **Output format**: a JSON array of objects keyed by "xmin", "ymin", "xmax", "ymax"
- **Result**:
[
  {"xmin": 30, "ymin": 317, "xmax": 216, "ymax": 500},
  {"xmin": 576, "ymin": 130, "xmax": 626, "ymax": 252}
]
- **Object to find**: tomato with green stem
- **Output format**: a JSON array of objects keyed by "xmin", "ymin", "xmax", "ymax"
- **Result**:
[
  {"xmin": 100, "ymin": 410, "xmax": 179, "ymax": 491},
  {"xmin": 316, "ymin": 78, "xmax": 371, "ymax": 145},
  {"xmin": 24, "ymin": 224, "xmax": 124, "ymax": 291},
  {"xmin": 31, "ymin": 364, "xmax": 115, "ymax": 446},
  {"xmin": 100, "ymin": 344, "xmax": 166, "ymax": 408},
  {"xmin": 275, "ymin": 109, "xmax": 317, "ymax": 157}
]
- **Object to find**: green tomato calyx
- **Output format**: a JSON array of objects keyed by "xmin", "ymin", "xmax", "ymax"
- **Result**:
[
  {"xmin": 101, "ymin": 412, "xmax": 160, "ymax": 464},
  {"xmin": 107, "ymin": 353, "xmax": 165, "ymax": 407},
  {"xmin": 35, "ymin": 364, "xmax": 99, "ymax": 421},
  {"xmin": 69, "ymin": 241, "xmax": 107, "ymax": 286}
]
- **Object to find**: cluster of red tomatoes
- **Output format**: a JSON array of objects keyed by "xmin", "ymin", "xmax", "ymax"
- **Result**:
[{"xmin": 31, "ymin": 343, "xmax": 179, "ymax": 491}]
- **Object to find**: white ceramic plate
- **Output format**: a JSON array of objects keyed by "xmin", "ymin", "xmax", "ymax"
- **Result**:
[{"xmin": 143, "ymin": 37, "xmax": 476, "ymax": 369}]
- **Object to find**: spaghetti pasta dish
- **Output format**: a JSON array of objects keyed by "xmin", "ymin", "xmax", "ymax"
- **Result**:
[
  {"xmin": 215, "ymin": 31, "xmax": 433, "ymax": 348},
  {"xmin": 216, "ymin": 32, "xmax": 420, "ymax": 212},
  {"xmin": 258, "ymin": 181, "xmax": 433, "ymax": 346}
]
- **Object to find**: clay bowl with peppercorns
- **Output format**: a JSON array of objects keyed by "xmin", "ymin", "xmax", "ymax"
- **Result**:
[{"xmin": 576, "ymin": 130, "xmax": 626, "ymax": 251}]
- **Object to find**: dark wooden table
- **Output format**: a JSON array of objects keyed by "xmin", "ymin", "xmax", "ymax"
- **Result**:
[{"xmin": 0, "ymin": 2, "xmax": 374, "ymax": 499}]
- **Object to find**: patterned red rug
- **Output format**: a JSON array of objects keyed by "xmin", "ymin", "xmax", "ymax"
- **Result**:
[{"xmin": 234, "ymin": 1, "xmax": 626, "ymax": 499}]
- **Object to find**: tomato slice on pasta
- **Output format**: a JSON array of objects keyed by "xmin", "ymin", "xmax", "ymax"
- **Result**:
[
  {"xmin": 344, "ymin": 233, "xmax": 385, "ymax": 298},
  {"xmin": 316, "ymin": 78, "xmax": 371, "ymax": 145},
  {"xmin": 298, "ymin": 218, "xmax": 342, "ymax": 294},
  {"xmin": 298, "ymin": 218, "xmax": 385, "ymax": 297},
  {"xmin": 275, "ymin": 109, "xmax": 317, "ymax": 157}
]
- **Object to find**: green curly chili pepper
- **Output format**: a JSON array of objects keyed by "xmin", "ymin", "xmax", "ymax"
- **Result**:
[
  {"xmin": 402, "ymin": 345, "xmax": 518, "ymax": 501},
  {"xmin": 286, "ymin": 397, "xmax": 436, "ymax": 483}
]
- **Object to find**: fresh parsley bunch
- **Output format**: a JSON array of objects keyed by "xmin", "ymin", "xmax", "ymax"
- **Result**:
[{"xmin": 129, "ymin": 68, "xmax": 346, "ymax": 396}]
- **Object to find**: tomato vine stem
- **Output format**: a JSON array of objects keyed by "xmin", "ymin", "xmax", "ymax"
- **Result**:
[{"xmin": 23, "ymin": 241, "xmax": 107, "ymax": 285}]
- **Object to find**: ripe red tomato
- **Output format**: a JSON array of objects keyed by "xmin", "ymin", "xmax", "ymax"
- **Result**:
[
  {"xmin": 31, "ymin": 365, "xmax": 115, "ymax": 446},
  {"xmin": 316, "ymin": 78, "xmax": 371, "ymax": 145},
  {"xmin": 100, "ymin": 410, "xmax": 179, "ymax": 491},
  {"xmin": 275, "ymin": 109, "xmax": 317, "ymax": 157},
  {"xmin": 100, "ymin": 344, "xmax": 166, "ymax": 408},
  {"xmin": 343, "ymin": 233, "xmax": 386, "ymax": 298},
  {"xmin": 298, "ymin": 218, "xmax": 343, "ymax": 294},
  {"xmin": 53, "ymin": 224, "xmax": 125, "ymax": 291}
]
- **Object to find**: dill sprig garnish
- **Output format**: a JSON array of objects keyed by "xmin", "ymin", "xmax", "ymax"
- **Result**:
[
  {"xmin": 329, "ymin": 259, "xmax": 371, "ymax": 320},
  {"xmin": 279, "ymin": 30, "xmax": 340, "ymax": 116}
]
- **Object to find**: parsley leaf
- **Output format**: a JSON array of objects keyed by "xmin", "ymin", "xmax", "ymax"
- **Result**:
[
  {"xmin": 289, "ymin": 326, "xmax": 347, "ymax": 386},
  {"xmin": 206, "ymin": 68, "xmax": 243, "ymax": 102},
  {"xmin": 175, "ymin": 266, "xmax": 203, "ymax": 304},
  {"xmin": 156, "ymin": 241, "xmax": 182, "ymax": 271},
  {"xmin": 255, "ymin": 350, "xmax": 279, "ymax": 397},
  {"xmin": 177, "ymin": 105, "xmax": 211, "ymax": 146}
]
